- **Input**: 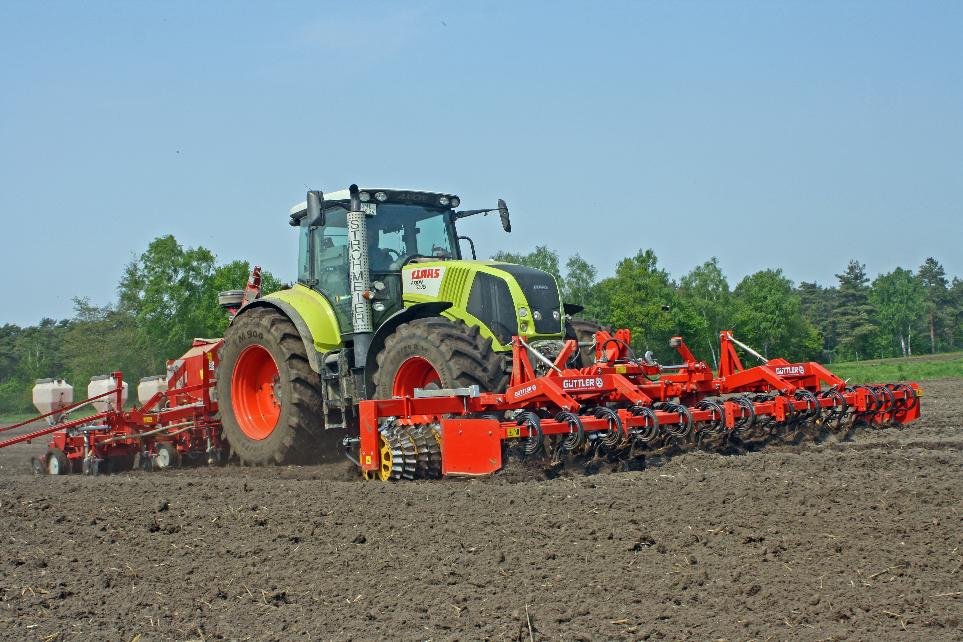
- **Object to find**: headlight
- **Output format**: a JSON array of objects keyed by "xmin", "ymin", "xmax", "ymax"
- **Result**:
[
  {"xmin": 439, "ymin": 196, "xmax": 450, "ymax": 206},
  {"xmin": 520, "ymin": 321, "xmax": 529, "ymax": 332},
  {"xmin": 359, "ymin": 191, "xmax": 371, "ymax": 202},
  {"xmin": 552, "ymin": 310, "xmax": 560, "ymax": 320},
  {"xmin": 450, "ymin": 196, "xmax": 460, "ymax": 208},
  {"xmin": 518, "ymin": 307, "xmax": 529, "ymax": 318},
  {"xmin": 372, "ymin": 302, "xmax": 386, "ymax": 312},
  {"xmin": 375, "ymin": 191, "xmax": 387, "ymax": 202},
  {"xmin": 533, "ymin": 310, "xmax": 542, "ymax": 321}
]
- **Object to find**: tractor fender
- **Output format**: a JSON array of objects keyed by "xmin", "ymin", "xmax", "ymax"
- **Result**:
[
  {"xmin": 366, "ymin": 302, "xmax": 453, "ymax": 372},
  {"xmin": 233, "ymin": 285, "xmax": 343, "ymax": 374}
]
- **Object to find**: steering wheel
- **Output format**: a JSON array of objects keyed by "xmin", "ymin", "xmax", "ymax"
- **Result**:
[
  {"xmin": 383, "ymin": 248, "xmax": 402, "ymax": 260},
  {"xmin": 400, "ymin": 254, "xmax": 428, "ymax": 267}
]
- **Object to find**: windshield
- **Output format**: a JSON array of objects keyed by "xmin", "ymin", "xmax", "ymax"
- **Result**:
[{"xmin": 368, "ymin": 204, "xmax": 457, "ymax": 272}]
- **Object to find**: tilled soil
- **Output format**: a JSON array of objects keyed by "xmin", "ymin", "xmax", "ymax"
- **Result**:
[{"xmin": 0, "ymin": 379, "xmax": 960, "ymax": 641}]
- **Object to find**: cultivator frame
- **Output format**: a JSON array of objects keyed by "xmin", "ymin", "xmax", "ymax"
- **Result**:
[
  {"xmin": 0, "ymin": 340, "xmax": 225, "ymax": 474},
  {"xmin": 355, "ymin": 329, "xmax": 921, "ymax": 479}
]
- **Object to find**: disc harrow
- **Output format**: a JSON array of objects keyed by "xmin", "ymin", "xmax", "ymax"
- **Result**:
[{"xmin": 353, "ymin": 328, "xmax": 923, "ymax": 478}]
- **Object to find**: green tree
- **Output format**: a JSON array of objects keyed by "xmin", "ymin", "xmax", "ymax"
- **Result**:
[
  {"xmin": 594, "ymin": 249, "xmax": 678, "ymax": 359},
  {"xmin": 732, "ymin": 269, "xmax": 820, "ymax": 361},
  {"xmin": 917, "ymin": 257, "xmax": 950, "ymax": 353},
  {"xmin": 118, "ymin": 235, "xmax": 218, "ymax": 371},
  {"xmin": 833, "ymin": 260, "xmax": 877, "ymax": 360},
  {"xmin": 60, "ymin": 298, "xmax": 152, "ymax": 396},
  {"xmin": 117, "ymin": 236, "xmax": 283, "ymax": 371},
  {"xmin": 491, "ymin": 245, "xmax": 564, "ymax": 290},
  {"xmin": 950, "ymin": 278, "xmax": 963, "ymax": 350},
  {"xmin": 0, "ymin": 324, "xmax": 21, "ymax": 382},
  {"xmin": 200, "ymin": 260, "xmax": 284, "ymax": 336},
  {"xmin": 797, "ymin": 281, "xmax": 834, "ymax": 359},
  {"xmin": 870, "ymin": 268, "xmax": 925, "ymax": 357},
  {"xmin": 562, "ymin": 253, "xmax": 598, "ymax": 309},
  {"xmin": 677, "ymin": 258, "xmax": 731, "ymax": 367}
]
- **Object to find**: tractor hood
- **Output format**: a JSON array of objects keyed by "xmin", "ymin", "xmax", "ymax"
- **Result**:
[{"xmin": 401, "ymin": 260, "xmax": 563, "ymax": 346}]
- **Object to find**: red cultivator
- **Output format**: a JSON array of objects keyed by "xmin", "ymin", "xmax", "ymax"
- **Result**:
[
  {"xmin": 0, "ymin": 340, "xmax": 226, "ymax": 474},
  {"xmin": 354, "ymin": 329, "xmax": 922, "ymax": 479}
]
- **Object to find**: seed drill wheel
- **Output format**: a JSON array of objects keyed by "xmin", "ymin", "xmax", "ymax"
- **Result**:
[
  {"xmin": 217, "ymin": 307, "xmax": 323, "ymax": 465},
  {"xmin": 373, "ymin": 317, "xmax": 506, "ymax": 400},
  {"xmin": 153, "ymin": 443, "xmax": 180, "ymax": 470},
  {"xmin": 45, "ymin": 448, "xmax": 68, "ymax": 475}
]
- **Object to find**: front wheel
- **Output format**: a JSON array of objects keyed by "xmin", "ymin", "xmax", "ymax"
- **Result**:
[
  {"xmin": 217, "ymin": 307, "xmax": 324, "ymax": 465},
  {"xmin": 373, "ymin": 317, "xmax": 507, "ymax": 399},
  {"xmin": 566, "ymin": 318, "xmax": 606, "ymax": 368}
]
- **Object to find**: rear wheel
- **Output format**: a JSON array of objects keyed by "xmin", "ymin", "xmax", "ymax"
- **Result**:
[
  {"xmin": 217, "ymin": 307, "xmax": 324, "ymax": 465},
  {"xmin": 566, "ymin": 318, "xmax": 606, "ymax": 368},
  {"xmin": 373, "ymin": 317, "xmax": 506, "ymax": 399}
]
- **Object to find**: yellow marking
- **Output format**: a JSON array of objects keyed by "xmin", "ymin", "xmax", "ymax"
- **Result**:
[
  {"xmin": 505, "ymin": 427, "xmax": 521, "ymax": 438},
  {"xmin": 916, "ymin": 387, "xmax": 924, "ymax": 396},
  {"xmin": 615, "ymin": 365, "xmax": 627, "ymax": 374},
  {"xmin": 364, "ymin": 455, "xmax": 372, "ymax": 465},
  {"xmin": 143, "ymin": 416, "xmax": 154, "ymax": 424}
]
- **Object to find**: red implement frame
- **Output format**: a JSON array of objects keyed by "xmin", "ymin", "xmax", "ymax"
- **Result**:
[{"xmin": 357, "ymin": 329, "xmax": 921, "ymax": 476}]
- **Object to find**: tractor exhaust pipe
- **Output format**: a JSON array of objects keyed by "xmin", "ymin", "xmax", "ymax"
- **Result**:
[{"xmin": 347, "ymin": 184, "xmax": 373, "ymax": 369}]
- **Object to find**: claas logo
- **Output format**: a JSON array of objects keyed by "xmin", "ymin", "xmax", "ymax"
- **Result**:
[{"xmin": 410, "ymin": 268, "xmax": 442, "ymax": 279}]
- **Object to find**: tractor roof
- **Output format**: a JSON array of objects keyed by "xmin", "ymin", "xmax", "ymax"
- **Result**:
[{"xmin": 289, "ymin": 188, "xmax": 460, "ymax": 223}]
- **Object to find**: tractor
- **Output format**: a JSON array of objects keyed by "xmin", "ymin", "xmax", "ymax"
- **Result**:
[
  {"xmin": 2, "ymin": 185, "xmax": 923, "ymax": 477},
  {"xmin": 217, "ymin": 185, "xmax": 598, "ymax": 465}
]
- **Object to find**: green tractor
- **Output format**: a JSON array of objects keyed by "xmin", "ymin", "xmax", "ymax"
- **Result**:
[{"xmin": 217, "ymin": 185, "xmax": 598, "ymax": 465}]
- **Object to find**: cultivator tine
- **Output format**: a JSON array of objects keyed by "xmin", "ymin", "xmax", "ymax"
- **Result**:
[
  {"xmin": 517, "ymin": 412, "xmax": 544, "ymax": 456},
  {"xmin": 592, "ymin": 407, "xmax": 624, "ymax": 449},
  {"xmin": 628, "ymin": 405, "xmax": 659, "ymax": 444},
  {"xmin": 693, "ymin": 399, "xmax": 725, "ymax": 449},
  {"xmin": 555, "ymin": 412, "xmax": 586, "ymax": 453},
  {"xmin": 731, "ymin": 396, "xmax": 756, "ymax": 441}
]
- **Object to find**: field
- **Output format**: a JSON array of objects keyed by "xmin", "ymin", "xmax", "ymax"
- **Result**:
[
  {"xmin": 828, "ymin": 352, "xmax": 963, "ymax": 385},
  {"xmin": 0, "ymin": 380, "xmax": 960, "ymax": 641}
]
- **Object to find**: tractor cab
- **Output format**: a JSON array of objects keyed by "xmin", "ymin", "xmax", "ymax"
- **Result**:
[{"xmin": 288, "ymin": 188, "xmax": 510, "ymax": 331}]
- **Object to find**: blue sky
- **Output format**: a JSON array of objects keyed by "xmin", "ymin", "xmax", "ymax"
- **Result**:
[{"xmin": 2, "ymin": 1, "xmax": 961, "ymax": 325}]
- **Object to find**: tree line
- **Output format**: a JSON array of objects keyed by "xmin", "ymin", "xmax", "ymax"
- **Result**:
[
  {"xmin": 1, "ymin": 235, "xmax": 960, "ymax": 414},
  {"xmin": 0, "ymin": 236, "xmax": 281, "ymax": 414},
  {"xmin": 493, "ymin": 247, "xmax": 963, "ymax": 367}
]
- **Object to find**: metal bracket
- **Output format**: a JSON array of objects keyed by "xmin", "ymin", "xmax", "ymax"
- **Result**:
[{"xmin": 413, "ymin": 385, "xmax": 480, "ymax": 398}]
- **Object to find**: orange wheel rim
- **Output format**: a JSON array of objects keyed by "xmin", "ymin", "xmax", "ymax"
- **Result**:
[
  {"xmin": 392, "ymin": 356, "xmax": 441, "ymax": 398},
  {"xmin": 231, "ymin": 345, "xmax": 281, "ymax": 440}
]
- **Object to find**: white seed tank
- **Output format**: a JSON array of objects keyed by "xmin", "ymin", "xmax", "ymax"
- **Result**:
[
  {"xmin": 88, "ymin": 374, "xmax": 129, "ymax": 413},
  {"xmin": 137, "ymin": 375, "xmax": 167, "ymax": 405},
  {"xmin": 32, "ymin": 378, "xmax": 73, "ymax": 424}
]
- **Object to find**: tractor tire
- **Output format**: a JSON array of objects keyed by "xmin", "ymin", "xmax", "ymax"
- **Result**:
[
  {"xmin": 566, "ymin": 318, "xmax": 606, "ymax": 368},
  {"xmin": 373, "ymin": 317, "xmax": 507, "ymax": 398},
  {"xmin": 217, "ymin": 307, "xmax": 324, "ymax": 465}
]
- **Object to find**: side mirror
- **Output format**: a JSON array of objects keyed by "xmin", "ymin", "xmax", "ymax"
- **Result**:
[
  {"xmin": 498, "ymin": 198, "xmax": 511, "ymax": 233},
  {"xmin": 306, "ymin": 190, "xmax": 324, "ymax": 226}
]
